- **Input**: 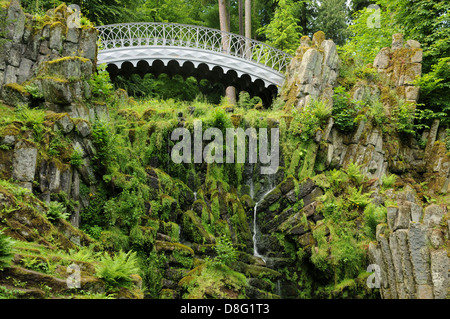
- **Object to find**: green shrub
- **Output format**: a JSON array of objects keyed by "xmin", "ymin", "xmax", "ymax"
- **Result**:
[
  {"xmin": 345, "ymin": 162, "xmax": 365, "ymax": 185},
  {"xmin": 24, "ymin": 84, "xmax": 43, "ymax": 99},
  {"xmin": 363, "ymin": 204, "xmax": 387, "ymax": 240},
  {"xmin": 237, "ymin": 91, "xmax": 262, "ymax": 110},
  {"xmin": 348, "ymin": 186, "xmax": 372, "ymax": 208},
  {"xmin": 0, "ymin": 230, "xmax": 14, "ymax": 270},
  {"xmin": 89, "ymin": 63, "xmax": 114, "ymax": 99},
  {"xmin": 332, "ymin": 86, "xmax": 361, "ymax": 132},
  {"xmin": 212, "ymin": 236, "xmax": 238, "ymax": 267},
  {"xmin": 391, "ymin": 100, "xmax": 416, "ymax": 135},
  {"xmin": 70, "ymin": 148, "xmax": 84, "ymax": 168},
  {"xmin": 381, "ymin": 174, "xmax": 397, "ymax": 189},
  {"xmin": 95, "ymin": 250, "xmax": 140, "ymax": 289},
  {"xmin": 46, "ymin": 201, "xmax": 70, "ymax": 221}
]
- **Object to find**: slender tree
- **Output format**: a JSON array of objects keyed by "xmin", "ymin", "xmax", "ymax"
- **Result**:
[
  {"xmin": 218, "ymin": 0, "xmax": 236, "ymax": 104},
  {"xmin": 244, "ymin": 0, "xmax": 251, "ymax": 58}
]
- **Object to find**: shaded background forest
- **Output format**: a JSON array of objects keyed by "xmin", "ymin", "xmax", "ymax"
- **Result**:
[{"xmin": 17, "ymin": 0, "xmax": 449, "ymax": 120}]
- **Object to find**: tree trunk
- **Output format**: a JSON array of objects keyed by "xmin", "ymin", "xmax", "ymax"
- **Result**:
[
  {"xmin": 218, "ymin": 0, "xmax": 236, "ymax": 105},
  {"xmin": 244, "ymin": 0, "xmax": 251, "ymax": 58},
  {"xmin": 238, "ymin": 0, "xmax": 244, "ymax": 36},
  {"xmin": 245, "ymin": 0, "xmax": 251, "ymax": 38}
]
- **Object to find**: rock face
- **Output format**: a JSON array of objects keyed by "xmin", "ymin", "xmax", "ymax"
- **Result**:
[
  {"xmin": 0, "ymin": 1, "xmax": 102, "ymax": 227},
  {"xmin": 281, "ymin": 31, "xmax": 339, "ymax": 110},
  {"xmin": 368, "ymin": 188, "xmax": 449, "ymax": 299},
  {"xmin": 0, "ymin": 2, "xmax": 97, "ymax": 89},
  {"xmin": 0, "ymin": 1, "xmax": 100, "ymax": 121},
  {"xmin": 279, "ymin": 31, "xmax": 450, "ymax": 299}
]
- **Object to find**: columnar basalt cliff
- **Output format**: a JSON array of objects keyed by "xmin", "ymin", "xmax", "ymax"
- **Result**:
[
  {"xmin": 0, "ymin": 1, "xmax": 105, "ymax": 224},
  {"xmin": 278, "ymin": 31, "xmax": 449, "ymax": 299}
]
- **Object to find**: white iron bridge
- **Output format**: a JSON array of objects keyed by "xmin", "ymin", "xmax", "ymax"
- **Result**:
[{"xmin": 96, "ymin": 22, "xmax": 292, "ymax": 102}]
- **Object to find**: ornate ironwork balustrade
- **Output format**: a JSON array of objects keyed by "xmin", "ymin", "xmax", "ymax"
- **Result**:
[{"xmin": 96, "ymin": 22, "xmax": 292, "ymax": 74}]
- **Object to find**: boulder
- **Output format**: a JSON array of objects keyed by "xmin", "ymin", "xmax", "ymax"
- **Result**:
[
  {"xmin": 423, "ymin": 204, "xmax": 444, "ymax": 229},
  {"xmin": 12, "ymin": 140, "xmax": 37, "ymax": 184},
  {"xmin": 430, "ymin": 249, "xmax": 449, "ymax": 299},
  {"xmin": 408, "ymin": 222, "xmax": 431, "ymax": 286}
]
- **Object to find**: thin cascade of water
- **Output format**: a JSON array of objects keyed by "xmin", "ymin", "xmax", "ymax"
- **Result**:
[{"xmin": 251, "ymin": 173, "xmax": 276, "ymax": 262}]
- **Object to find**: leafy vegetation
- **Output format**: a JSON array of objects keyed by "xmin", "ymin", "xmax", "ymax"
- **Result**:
[
  {"xmin": 95, "ymin": 250, "xmax": 140, "ymax": 290},
  {"xmin": 0, "ymin": 230, "xmax": 14, "ymax": 270}
]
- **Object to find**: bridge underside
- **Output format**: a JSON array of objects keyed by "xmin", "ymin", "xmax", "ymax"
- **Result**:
[{"xmin": 99, "ymin": 46, "xmax": 284, "ymax": 105}]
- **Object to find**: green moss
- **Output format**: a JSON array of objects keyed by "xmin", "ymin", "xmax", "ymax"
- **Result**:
[
  {"xmin": 155, "ymin": 241, "xmax": 194, "ymax": 255},
  {"xmin": 46, "ymin": 56, "xmax": 90, "ymax": 65},
  {"xmin": 182, "ymin": 210, "xmax": 215, "ymax": 244},
  {"xmin": 181, "ymin": 262, "xmax": 247, "ymax": 299},
  {"xmin": 3, "ymin": 83, "xmax": 30, "ymax": 96}
]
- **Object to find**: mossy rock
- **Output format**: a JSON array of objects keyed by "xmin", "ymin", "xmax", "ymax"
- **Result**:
[
  {"xmin": 40, "ymin": 56, "xmax": 92, "ymax": 81},
  {"xmin": 154, "ymin": 240, "xmax": 194, "ymax": 256},
  {"xmin": 116, "ymin": 109, "xmax": 141, "ymax": 121},
  {"xmin": 159, "ymin": 288, "xmax": 178, "ymax": 299},
  {"xmin": 182, "ymin": 210, "xmax": 215, "ymax": 244},
  {"xmin": 238, "ymin": 262, "xmax": 282, "ymax": 279},
  {"xmin": 1, "ymin": 83, "xmax": 31, "ymax": 107}
]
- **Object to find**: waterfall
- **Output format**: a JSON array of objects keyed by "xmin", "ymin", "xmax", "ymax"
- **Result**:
[
  {"xmin": 253, "ymin": 196, "xmax": 265, "ymax": 261},
  {"xmin": 250, "ymin": 172, "xmax": 276, "ymax": 262},
  {"xmin": 193, "ymin": 192, "xmax": 197, "ymax": 201}
]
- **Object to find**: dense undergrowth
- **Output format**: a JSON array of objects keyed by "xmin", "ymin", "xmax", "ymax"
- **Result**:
[{"xmin": 1, "ymin": 58, "xmax": 448, "ymax": 298}]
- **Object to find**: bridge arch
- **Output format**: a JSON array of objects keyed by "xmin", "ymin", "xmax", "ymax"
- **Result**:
[{"xmin": 97, "ymin": 23, "xmax": 291, "ymax": 104}]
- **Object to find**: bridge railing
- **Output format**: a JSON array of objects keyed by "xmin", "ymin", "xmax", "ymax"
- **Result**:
[{"xmin": 96, "ymin": 22, "xmax": 292, "ymax": 73}]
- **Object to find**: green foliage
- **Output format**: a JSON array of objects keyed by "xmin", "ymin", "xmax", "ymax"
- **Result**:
[
  {"xmin": 390, "ymin": 100, "xmax": 416, "ymax": 135},
  {"xmin": 104, "ymin": 189, "xmax": 145, "ymax": 229},
  {"xmin": 256, "ymin": 0, "xmax": 302, "ymax": 55},
  {"xmin": 46, "ymin": 201, "xmax": 70, "ymax": 221},
  {"xmin": 363, "ymin": 203, "xmax": 386, "ymax": 240},
  {"xmin": 289, "ymin": 102, "xmax": 323, "ymax": 142},
  {"xmin": 24, "ymin": 84, "xmax": 43, "ymax": 99},
  {"xmin": 347, "ymin": 186, "xmax": 372, "ymax": 208},
  {"xmin": 91, "ymin": 120, "xmax": 111, "ymax": 173},
  {"xmin": 0, "ymin": 229, "xmax": 14, "ymax": 270},
  {"xmin": 413, "ymin": 57, "xmax": 450, "ymax": 119},
  {"xmin": 212, "ymin": 236, "xmax": 239, "ymax": 267},
  {"xmin": 70, "ymin": 148, "xmax": 84, "ymax": 168},
  {"xmin": 237, "ymin": 91, "xmax": 262, "ymax": 110},
  {"xmin": 381, "ymin": 173, "xmax": 397, "ymax": 189},
  {"xmin": 89, "ymin": 64, "xmax": 114, "ymax": 100},
  {"xmin": 314, "ymin": 0, "xmax": 350, "ymax": 45},
  {"xmin": 339, "ymin": 5, "xmax": 398, "ymax": 65},
  {"xmin": 332, "ymin": 86, "xmax": 362, "ymax": 132},
  {"xmin": 345, "ymin": 162, "xmax": 365, "ymax": 185},
  {"xmin": 95, "ymin": 250, "xmax": 140, "ymax": 289}
]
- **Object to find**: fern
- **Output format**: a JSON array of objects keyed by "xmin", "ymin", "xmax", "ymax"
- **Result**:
[
  {"xmin": 345, "ymin": 162, "xmax": 365, "ymax": 185},
  {"xmin": 46, "ymin": 201, "xmax": 70, "ymax": 221},
  {"xmin": 95, "ymin": 250, "xmax": 140, "ymax": 288},
  {"xmin": 0, "ymin": 230, "xmax": 15, "ymax": 270}
]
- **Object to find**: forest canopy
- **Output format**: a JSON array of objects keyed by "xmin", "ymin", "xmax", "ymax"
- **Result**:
[{"xmin": 17, "ymin": 0, "xmax": 449, "ymax": 118}]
